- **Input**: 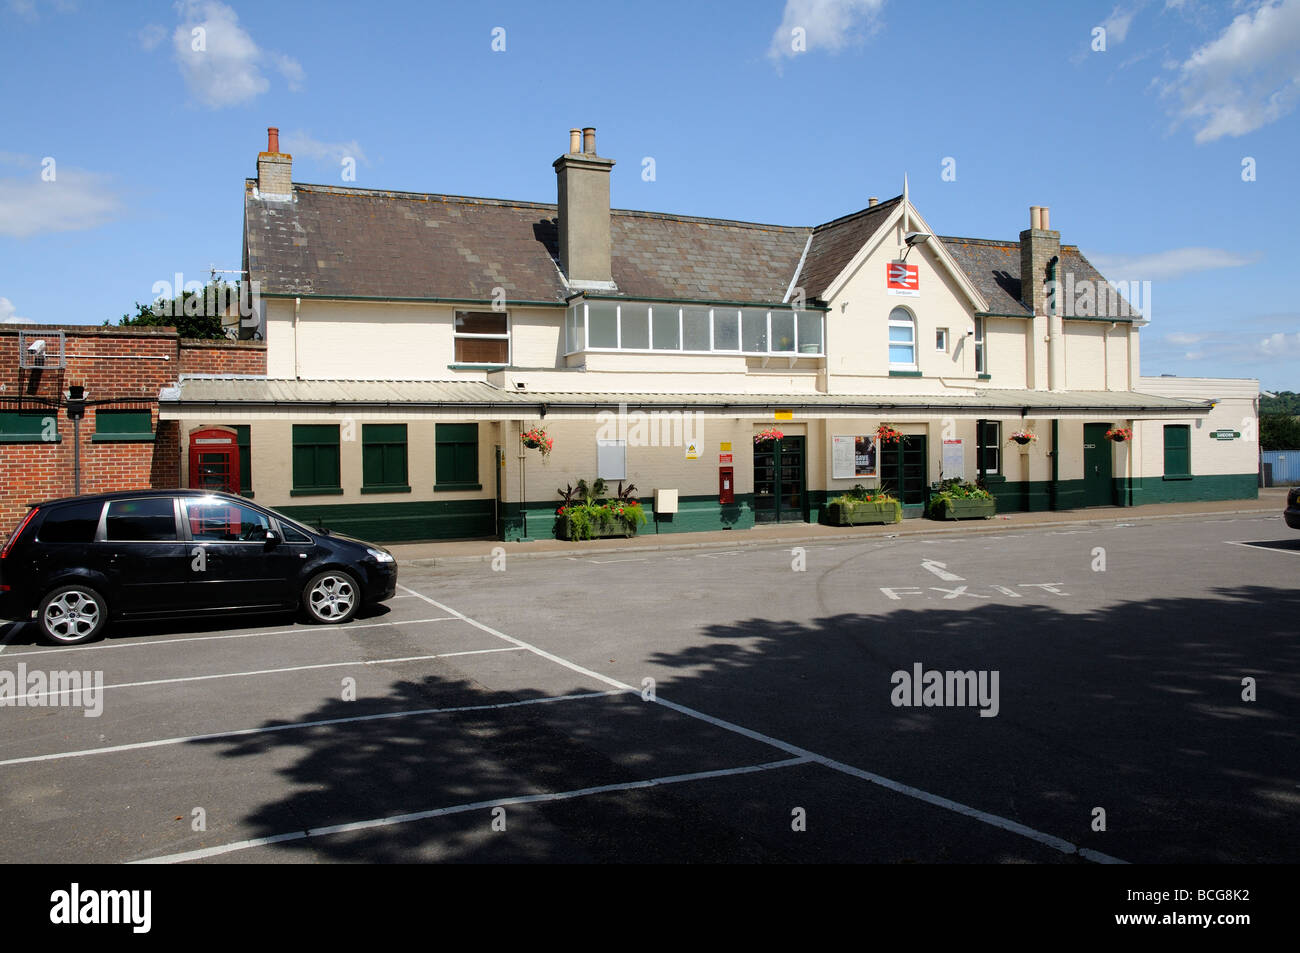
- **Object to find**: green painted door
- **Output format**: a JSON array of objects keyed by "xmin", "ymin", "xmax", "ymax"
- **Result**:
[
  {"xmin": 1083, "ymin": 423, "xmax": 1113, "ymax": 507},
  {"xmin": 880, "ymin": 435, "xmax": 928, "ymax": 517},
  {"xmin": 753, "ymin": 435, "xmax": 807, "ymax": 523}
]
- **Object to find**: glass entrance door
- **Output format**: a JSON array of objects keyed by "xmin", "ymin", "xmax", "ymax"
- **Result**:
[
  {"xmin": 753, "ymin": 435, "xmax": 806, "ymax": 523},
  {"xmin": 880, "ymin": 435, "xmax": 928, "ymax": 517}
]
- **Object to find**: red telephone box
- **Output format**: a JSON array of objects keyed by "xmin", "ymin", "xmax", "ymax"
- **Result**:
[
  {"xmin": 188, "ymin": 427, "xmax": 241, "ymax": 495},
  {"xmin": 719, "ymin": 466, "xmax": 734, "ymax": 504}
]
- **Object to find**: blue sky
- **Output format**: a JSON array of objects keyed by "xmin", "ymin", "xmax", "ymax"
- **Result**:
[{"xmin": 2, "ymin": 0, "xmax": 1297, "ymax": 390}]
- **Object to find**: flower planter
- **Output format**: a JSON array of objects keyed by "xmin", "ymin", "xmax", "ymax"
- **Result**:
[
  {"xmin": 1011, "ymin": 436, "xmax": 1033, "ymax": 446},
  {"xmin": 929, "ymin": 498, "xmax": 996, "ymax": 521},
  {"xmin": 1109, "ymin": 435, "xmax": 1128, "ymax": 443},
  {"xmin": 823, "ymin": 500, "xmax": 902, "ymax": 526},
  {"xmin": 556, "ymin": 515, "xmax": 638, "ymax": 541}
]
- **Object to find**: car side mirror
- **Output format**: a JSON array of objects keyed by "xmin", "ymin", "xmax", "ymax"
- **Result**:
[{"xmin": 265, "ymin": 530, "xmax": 280, "ymax": 547}]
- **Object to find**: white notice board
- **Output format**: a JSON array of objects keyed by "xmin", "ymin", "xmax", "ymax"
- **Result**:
[
  {"xmin": 832, "ymin": 436, "xmax": 855, "ymax": 479},
  {"xmin": 942, "ymin": 439, "xmax": 964, "ymax": 479}
]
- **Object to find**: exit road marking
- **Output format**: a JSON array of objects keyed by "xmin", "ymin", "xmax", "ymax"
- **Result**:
[{"xmin": 921, "ymin": 559, "xmax": 964, "ymax": 581}]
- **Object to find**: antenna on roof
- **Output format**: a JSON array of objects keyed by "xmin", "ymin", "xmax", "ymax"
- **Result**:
[{"xmin": 903, "ymin": 173, "xmax": 910, "ymax": 235}]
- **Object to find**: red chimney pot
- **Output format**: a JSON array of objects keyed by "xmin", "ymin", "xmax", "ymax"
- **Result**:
[{"xmin": 267, "ymin": 126, "xmax": 280, "ymax": 153}]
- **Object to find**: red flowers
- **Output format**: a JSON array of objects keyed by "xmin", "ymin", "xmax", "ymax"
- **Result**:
[
  {"xmin": 875, "ymin": 424, "xmax": 903, "ymax": 444},
  {"xmin": 1105, "ymin": 427, "xmax": 1133, "ymax": 443},
  {"xmin": 755, "ymin": 428, "xmax": 784, "ymax": 443},
  {"xmin": 522, "ymin": 427, "xmax": 553, "ymax": 456}
]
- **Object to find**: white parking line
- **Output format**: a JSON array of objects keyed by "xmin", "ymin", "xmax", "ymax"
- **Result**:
[
  {"xmin": 0, "ymin": 616, "xmax": 458, "ymax": 659},
  {"xmin": 1224, "ymin": 540, "xmax": 1300, "ymax": 556},
  {"xmin": 131, "ymin": 756, "xmax": 812, "ymax": 864},
  {"xmin": 396, "ymin": 583, "xmax": 1127, "ymax": 864},
  {"xmin": 0, "ymin": 690, "xmax": 626, "ymax": 768},
  {"xmin": 9, "ymin": 647, "xmax": 527, "ymax": 704}
]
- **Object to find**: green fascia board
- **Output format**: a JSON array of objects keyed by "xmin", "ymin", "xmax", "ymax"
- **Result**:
[{"xmin": 91, "ymin": 433, "xmax": 156, "ymax": 443}]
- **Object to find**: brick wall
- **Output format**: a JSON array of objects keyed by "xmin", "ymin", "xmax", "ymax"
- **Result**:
[{"xmin": 0, "ymin": 325, "xmax": 265, "ymax": 535}]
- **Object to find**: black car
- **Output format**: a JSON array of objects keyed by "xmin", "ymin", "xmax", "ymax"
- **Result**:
[
  {"xmin": 0, "ymin": 490, "xmax": 397, "ymax": 645},
  {"xmin": 1286, "ymin": 487, "xmax": 1300, "ymax": 530}
]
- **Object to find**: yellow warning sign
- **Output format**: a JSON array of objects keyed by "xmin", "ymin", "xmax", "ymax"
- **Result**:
[
  {"xmin": 774, "ymin": 410, "xmax": 793, "ymax": 420},
  {"xmin": 720, "ymin": 442, "xmax": 732, "ymax": 452},
  {"xmin": 685, "ymin": 442, "xmax": 700, "ymax": 460}
]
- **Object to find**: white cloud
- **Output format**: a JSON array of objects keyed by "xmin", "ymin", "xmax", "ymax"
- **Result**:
[
  {"xmin": 0, "ymin": 154, "xmax": 122, "ymax": 237},
  {"xmin": 1089, "ymin": 246, "xmax": 1261, "ymax": 281},
  {"xmin": 1165, "ymin": 331, "xmax": 1208, "ymax": 345},
  {"xmin": 1258, "ymin": 330, "xmax": 1300, "ymax": 357},
  {"xmin": 768, "ymin": 0, "xmax": 886, "ymax": 62},
  {"xmin": 0, "ymin": 296, "xmax": 31, "ymax": 323},
  {"xmin": 172, "ymin": 0, "xmax": 303, "ymax": 108},
  {"xmin": 280, "ymin": 131, "xmax": 368, "ymax": 166},
  {"xmin": 1102, "ymin": 4, "xmax": 1140, "ymax": 44},
  {"xmin": 138, "ymin": 22, "xmax": 166, "ymax": 50},
  {"xmin": 1161, "ymin": 0, "xmax": 1300, "ymax": 142}
]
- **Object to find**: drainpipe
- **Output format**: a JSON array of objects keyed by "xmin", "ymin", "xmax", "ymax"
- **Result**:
[
  {"xmin": 293, "ymin": 296, "xmax": 301, "ymax": 380},
  {"xmin": 1047, "ymin": 257, "xmax": 1064, "ymax": 392},
  {"xmin": 1050, "ymin": 419, "xmax": 1059, "ymax": 510}
]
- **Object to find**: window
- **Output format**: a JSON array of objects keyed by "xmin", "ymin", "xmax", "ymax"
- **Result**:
[
  {"xmin": 185, "ymin": 500, "xmax": 271, "ymax": 542},
  {"xmin": 888, "ymin": 307, "xmax": 916, "ymax": 369},
  {"xmin": 35, "ymin": 500, "xmax": 103, "ymax": 544},
  {"xmin": 978, "ymin": 421, "xmax": 1000, "ymax": 475},
  {"xmin": 230, "ymin": 424, "xmax": 252, "ymax": 496},
  {"xmin": 105, "ymin": 498, "xmax": 177, "ymax": 542},
  {"xmin": 682, "ymin": 308, "xmax": 711, "ymax": 351},
  {"xmin": 713, "ymin": 308, "xmax": 740, "ymax": 351},
  {"xmin": 565, "ymin": 301, "xmax": 824, "ymax": 356},
  {"xmin": 974, "ymin": 317, "xmax": 986, "ymax": 375},
  {"xmin": 454, "ymin": 311, "xmax": 509, "ymax": 365},
  {"xmin": 1164, "ymin": 425, "xmax": 1191, "ymax": 478},
  {"xmin": 652, "ymin": 305, "xmax": 680, "ymax": 350},
  {"xmin": 741, "ymin": 309, "xmax": 768, "ymax": 353},
  {"xmin": 0, "ymin": 410, "xmax": 58, "ymax": 443},
  {"xmin": 92, "ymin": 409, "xmax": 154, "ymax": 442},
  {"xmin": 587, "ymin": 301, "xmax": 619, "ymax": 348},
  {"xmin": 435, "ymin": 423, "xmax": 479, "ymax": 490},
  {"xmin": 936, "ymin": 328, "xmax": 948, "ymax": 351},
  {"xmin": 362, "ymin": 423, "xmax": 410, "ymax": 493},
  {"xmin": 292, "ymin": 424, "xmax": 341, "ymax": 495}
]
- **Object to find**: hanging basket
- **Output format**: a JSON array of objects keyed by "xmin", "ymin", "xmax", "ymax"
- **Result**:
[
  {"xmin": 1105, "ymin": 428, "xmax": 1132, "ymax": 444},
  {"xmin": 875, "ymin": 424, "xmax": 903, "ymax": 444},
  {"xmin": 521, "ymin": 427, "xmax": 553, "ymax": 456}
]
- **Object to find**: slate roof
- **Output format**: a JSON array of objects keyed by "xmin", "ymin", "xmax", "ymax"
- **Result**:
[
  {"xmin": 940, "ymin": 237, "xmax": 1138, "ymax": 320},
  {"xmin": 244, "ymin": 182, "xmax": 807, "ymax": 306},
  {"xmin": 797, "ymin": 197, "xmax": 902, "ymax": 298},
  {"xmin": 244, "ymin": 179, "xmax": 1131, "ymax": 318},
  {"xmin": 163, "ymin": 377, "xmax": 1209, "ymax": 417}
]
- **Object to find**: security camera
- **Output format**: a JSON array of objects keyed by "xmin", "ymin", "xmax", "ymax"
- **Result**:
[
  {"xmin": 966, "ymin": 327, "xmax": 975, "ymax": 336},
  {"xmin": 27, "ymin": 339, "xmax": 46, "ymax": 355}
]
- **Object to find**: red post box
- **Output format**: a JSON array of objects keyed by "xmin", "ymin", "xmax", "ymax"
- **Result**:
[{"xmin": 719, "ymin": 466, "xmax": 734, "ymax": 504}]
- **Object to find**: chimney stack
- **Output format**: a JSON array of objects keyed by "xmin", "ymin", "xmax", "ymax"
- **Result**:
[
  {"xmin": 554, "ymin": 125, "xmax": 616, "ymax": 289},
  {"xmin": 1019, "ymin": 204, "xmax": 1060, "ymax": 317},
  {"xmin": 257, "ymin": 125, "xmax": 293, "ymax": 200},
  {"xmin": 868, "ymin": 196, "xmax": 879, "ymax": 207}
]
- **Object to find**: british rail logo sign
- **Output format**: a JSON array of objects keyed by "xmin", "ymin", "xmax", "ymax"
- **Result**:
[{"xmin": 887, "ymin": 261, "xmax": 920, "ymax": 296}]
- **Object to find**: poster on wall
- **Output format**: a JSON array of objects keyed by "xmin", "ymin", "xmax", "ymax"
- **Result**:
[
  {"xmin": 942, "ymin": 439, "xmax": 964, "ymax": 479},
  {"xmin": 854, "ymin": 436, "xmax": 878, "ymax": 477},
  {"xmin": 833, "ymin": 436, "xmax": 878, "ymax": 478}
]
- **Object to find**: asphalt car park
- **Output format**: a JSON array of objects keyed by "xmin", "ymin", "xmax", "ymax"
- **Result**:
[{"xmin": 0, "ymin": 513, "xmax": 1296, "ymax": 864}]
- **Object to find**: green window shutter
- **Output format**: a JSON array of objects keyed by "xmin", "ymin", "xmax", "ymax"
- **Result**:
[
  {"xmin": 0, "ymin": 411, "xmax": 59, "ymax": 442},
  {"xmin": 232, "ymin": 424, "xmax": 252, "ymax": 493},
  {"xmin": 1164, "ymin": 425, "xmax": 1191, "ymax": 477},
  {"xmin": 293, "ymin": 425, "xmax": 341, "ymax": 492},
  {"xmin": 435, "ymin": 423, "xmax": 479, "ymax": 488},
  {"xmin": 362, "ymin": 423, "xmax": 408, "ymax": 491},
  {"xmin": 92, "ymin": 409, "xmax": 154, "ymax": 442}
]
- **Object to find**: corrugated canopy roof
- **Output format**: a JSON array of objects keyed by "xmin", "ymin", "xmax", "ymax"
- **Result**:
[{"xmin": 162, "ymin": 377, "xmax": 1209, "ymax": 417}]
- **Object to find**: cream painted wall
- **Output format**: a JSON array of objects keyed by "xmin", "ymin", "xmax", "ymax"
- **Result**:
[{"xmin": 823, "ymin": 221, "xmax": 980, "ymax": 385}]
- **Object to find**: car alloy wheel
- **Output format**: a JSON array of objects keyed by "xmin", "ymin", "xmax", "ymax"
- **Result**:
[
  {"xmin": 305, "ymin": 570, "xmax": 358, "ymax": 624},
  {"xmin": 39, "ymin": 586, "xmax": 107, "ymax": 645}
]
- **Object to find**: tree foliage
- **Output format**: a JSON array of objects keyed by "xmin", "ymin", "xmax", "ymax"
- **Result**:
[
  {"xmin": 106, "ymin": 279, "xmax": 246, "ymax": 340},
  {"xmin": 1260, "ymin": 391, "xmax": 1300, "ymax": 416},
  {"xmin": 1260, "ymin": 413, "xmax": 1300, "ymax": 451}
]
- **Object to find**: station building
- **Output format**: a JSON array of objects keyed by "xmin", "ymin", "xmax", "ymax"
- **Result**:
[{"xmin": 154, "ymin": 127, "xmax": 1259, "ymax": 542}]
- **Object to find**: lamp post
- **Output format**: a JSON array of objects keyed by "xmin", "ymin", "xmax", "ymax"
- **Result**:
[{"xmin": 65, "ymin": 384, "xmax": 87, "ymax": 495}]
